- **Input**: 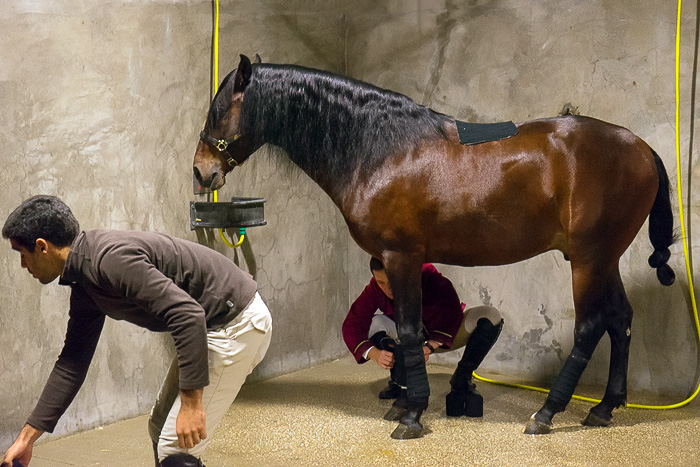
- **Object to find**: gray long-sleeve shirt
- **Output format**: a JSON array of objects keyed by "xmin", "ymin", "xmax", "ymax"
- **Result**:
[{"xmin": 27, "ymin": 230, "xmax": 258, "ymax": 433}]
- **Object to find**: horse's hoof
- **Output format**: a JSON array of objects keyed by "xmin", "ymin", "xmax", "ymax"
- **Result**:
[
  {"xmin": 523, "ymin": 415, "xmax": 552, "ymax": 435},
  {"xmin": 383, "ymin": 405, "xmax": 407, "ymax": 421},
  {"xmin": 390, "ymin": 421, "xmax": 424, "ymax": 439},
  {"xmin": 582, "ymin": 411, "xmax": 613, "ymax": 427}
]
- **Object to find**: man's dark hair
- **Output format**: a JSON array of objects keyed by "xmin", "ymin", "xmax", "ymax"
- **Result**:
[
  {"xmin": 2, "ymin": 195, "xmax": 80, "ymax": 252},
  {"xmin": 369, "ymin": 257, "xmax": 385, "ymax": 273}
]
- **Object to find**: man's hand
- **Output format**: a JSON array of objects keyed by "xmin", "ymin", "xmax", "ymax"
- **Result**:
[
  {"xmin": 176, "ymin": 389, "xmax": 207, "ymax": 449},
  {"xmin": 2, "ymin": 424, "xmax": 43, "ymax": 467},
  {"xmin": 367, "ymin": 347, "xmax": 394, "ymax": 369},
  {"xmin": 423, "ymin": 340, "xmax": 441, "ymax": 363}
]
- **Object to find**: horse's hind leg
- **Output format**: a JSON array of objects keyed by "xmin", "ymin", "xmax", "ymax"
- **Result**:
[
  {"xmin": 524, "ymin": 263, "xmax": 610, "ymax": 435},
  {"xmin": 583, "ymin": 269, "xmax": 632, "ymax": 426}
]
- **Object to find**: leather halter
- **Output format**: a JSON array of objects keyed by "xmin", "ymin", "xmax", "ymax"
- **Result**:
[{"xmin": 199, "ymin": 130, "xmax": 243, "ymax": 167}]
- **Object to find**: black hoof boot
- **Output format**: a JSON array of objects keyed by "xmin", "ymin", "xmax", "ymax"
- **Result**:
[
  {"xmin": 446, "ymin": 382, "xmax": 484, "ymax": 417},
  {"xmin": 160, "ymin": 453, "xmax": 205, "ymax": 467},
  {"xmin": 447, "ymin": 317, "xmax": 503, "ymax": 417}
]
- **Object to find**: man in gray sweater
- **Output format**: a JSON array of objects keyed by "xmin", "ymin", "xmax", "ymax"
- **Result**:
[{"xmin": 0, "ymin": 195, "xmax": 272, "ymax": 467}]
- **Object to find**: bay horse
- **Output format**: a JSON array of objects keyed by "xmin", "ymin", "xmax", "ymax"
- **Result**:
[{"xmin": 193, "ymin": 55, "xmax": 676, "ymax": 439}]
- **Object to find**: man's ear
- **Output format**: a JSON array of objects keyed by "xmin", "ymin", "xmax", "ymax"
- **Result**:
[
  {"xmin": 233, "ymin": 54, "xmax": 253, "ymax": 93},
  {"xmin": 35, "ymin": 238, "xmax": 49, "ymax": 253}
]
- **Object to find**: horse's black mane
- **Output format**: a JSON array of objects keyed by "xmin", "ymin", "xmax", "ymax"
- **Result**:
[
  {"xmin": 207, "ymin": 69, "xmax": 237, "ymax": 131},
  {"xmin": 234, "ymin": 64, "xmax": 452, "ymax": 185}
]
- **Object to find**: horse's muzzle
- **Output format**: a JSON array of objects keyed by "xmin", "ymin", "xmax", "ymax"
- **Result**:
[{"xmin": 193, "ymin": 166, "xmax": 226, "ymax": 191}]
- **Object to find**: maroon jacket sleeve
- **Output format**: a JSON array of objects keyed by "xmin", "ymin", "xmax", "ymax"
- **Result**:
[
  {"xmin": 342, "ymin": 280, "xmax": 385, "ymax": 363},
  {"xmin": 420, "ymin": 264, "xmax": 464, "ymax": 349}
]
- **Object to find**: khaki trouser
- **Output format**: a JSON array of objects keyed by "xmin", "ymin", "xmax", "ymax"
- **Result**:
[{"xmin": 148, "ymin": 292, "xmax": 272, "ymax": 460}]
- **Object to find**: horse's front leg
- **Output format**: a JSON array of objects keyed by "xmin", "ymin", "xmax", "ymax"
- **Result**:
[{"xmin": 383, "ymin": 256, "xmax": 428, "ymax": 439}]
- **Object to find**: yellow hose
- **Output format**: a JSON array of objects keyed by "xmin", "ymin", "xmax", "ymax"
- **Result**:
[
  {"xmin": 211, "ymin": 0, "xmax": 244, "ymax": 249},
  {"xmin": 475, "ymin": 0, "xmax": 700, "ymax": 411}
]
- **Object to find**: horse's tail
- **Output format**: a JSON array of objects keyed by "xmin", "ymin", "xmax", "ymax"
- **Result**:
[{"xmin": 648, "ymin": 149, "xmax": 676, "ymax": 286}]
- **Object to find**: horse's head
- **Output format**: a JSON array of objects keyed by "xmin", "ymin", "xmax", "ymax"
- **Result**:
[{"xmin": 194, "ymin": 54, "xmax": 261, "ymax": 190}]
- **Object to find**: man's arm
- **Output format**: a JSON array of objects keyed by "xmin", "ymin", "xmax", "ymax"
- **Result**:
[
  {"xmin": 176, "ymin": 389, "xmax": 207, "ymax": 449},
  {"xmin": 27, "ymin": 287, "xmax": 105, "ymax": 433},
  {"xmin": 1, "ymin": 424, "xmax": 43, "ymax": 467}
]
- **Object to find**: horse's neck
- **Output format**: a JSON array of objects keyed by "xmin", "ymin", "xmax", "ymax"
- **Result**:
[{"xmin": 264, "ymin": 142, "xmax": 348, "ymax": 207}]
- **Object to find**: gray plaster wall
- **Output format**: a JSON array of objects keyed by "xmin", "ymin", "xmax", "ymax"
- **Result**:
[{"xmin": 0, "ymin": 0, "xmax": 698, "ymax": 448}]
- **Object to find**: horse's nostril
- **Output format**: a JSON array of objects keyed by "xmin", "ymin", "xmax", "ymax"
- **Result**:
[{"xmin": 193, "ymin": 167, "xmax": 203, "ymax": 184}]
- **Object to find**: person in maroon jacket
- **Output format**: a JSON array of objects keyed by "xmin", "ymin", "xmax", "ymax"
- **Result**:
[{"xmin": 343, "ymin": 257, "xmax": 503, "ymax": 417}]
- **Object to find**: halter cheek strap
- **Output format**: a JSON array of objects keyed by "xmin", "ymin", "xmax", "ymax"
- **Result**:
[{"xmin": 199, "ymin": 130, "xmax": 242, "ymax": 167}]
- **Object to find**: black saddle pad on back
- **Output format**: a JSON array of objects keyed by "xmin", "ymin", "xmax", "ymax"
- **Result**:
[{"xmin": 455, "ymin": 119, "xmax": 518, "ymax": 145}]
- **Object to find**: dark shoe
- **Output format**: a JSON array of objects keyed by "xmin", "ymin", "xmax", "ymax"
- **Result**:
[
  {"xmin": 160, "ymin": 453, "xmax": 205, "ymax": 467},
  {"xmin": 379, "ymin": 380, "xmax": 401, "ymax": 399}
]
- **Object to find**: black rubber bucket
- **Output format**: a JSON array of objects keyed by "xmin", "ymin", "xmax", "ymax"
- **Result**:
[{"xmin": 190, "ymin": 197, "xmax": 266, "ymax": 230}]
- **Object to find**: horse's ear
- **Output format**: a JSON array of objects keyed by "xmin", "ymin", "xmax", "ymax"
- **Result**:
[
  {"xmin": 254, "ymin": 54, "xmax": 262, "ymax": 64},
  {"xmin": 234, "ymin": 54, "xmax": 252, "ymax": 93}
]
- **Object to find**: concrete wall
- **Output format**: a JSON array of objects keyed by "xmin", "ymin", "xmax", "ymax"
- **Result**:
[{"xmin": 0, "ymin": 0, "xmax": 698, "ymax": 448}]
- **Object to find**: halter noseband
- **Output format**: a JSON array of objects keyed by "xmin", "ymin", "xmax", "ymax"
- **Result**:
[{"xmin": 199, "ymin": 130, "xmax": 243, "ymax": 167}]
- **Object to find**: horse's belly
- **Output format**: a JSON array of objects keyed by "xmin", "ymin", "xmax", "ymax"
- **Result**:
[{"xmin": 425, "ymin": 213, "xmax": 564, "ymax": 267}]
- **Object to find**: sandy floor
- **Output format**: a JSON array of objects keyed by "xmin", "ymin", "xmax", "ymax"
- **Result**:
[{"xmin": 31, "ymin": 357, "xmax": 700, "ymax": 466}]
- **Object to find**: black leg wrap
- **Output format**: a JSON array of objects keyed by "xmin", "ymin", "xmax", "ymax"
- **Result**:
[
  {"xmin": 160, "ymin": 453, "xmax": 205, "ymax": 467},
  {"xmin": 392, "ymin": 344, "xmax": 407, "ymax": 387},
  {"xmin": 446, "ymin": 318, "xmax": 503, "ymax": 417},
  {"xmin": 545, "ymin": 347, "xmax": 590, "ymax": 412},
  {"xmin": 385, "ymin": 345, "xmax": 410, "ymax": 419},
  {"xmin": 403, "ymin": 343, "xmax": 430, "ymax": 406}
]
